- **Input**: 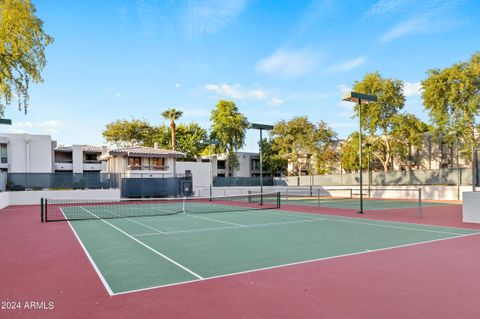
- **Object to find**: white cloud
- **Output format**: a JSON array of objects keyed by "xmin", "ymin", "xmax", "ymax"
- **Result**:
[
  {"xmin": 204, "ymin": 83, "xmax": 284, "ymax": 107},
  {"xmin": 205, "ymin": 83, "xmax": 267, "ymax": 100},
  {"xmin": 404, "ymin": 81, "xmax": 422, "ymax": 97},
  {"xmin": 183, "ymin": 0, "xmax": 247, "ymax": 37},
  {"xmin": 366, "ymin": 0, "xmax": 410, "ymax": 18},
  {"xmin": 256, "ymin": 48, "xmax": 321, "ymax": 78},
  {"xmin": 9, "ymin": 120, "xmax": 65, "ymax": 135},
  {"xmin": 380, "ymin": 15, "xmax": 428, "ymax": 42},
  {"xmin": 104, "ymin": 86, "xmax": 125, "ymax": 99},
  {"xmin": 337, "ymin": 84, "xmax": 352, "ymax": 94},
  {"xmin": 379, "ymin": 1, "xmax": 467, "ymax": 42},
  {"xmin": 268, "ymin": 97, "xmax": 284, "ymax": 106},
  {"xmin": 327, "ymin": 56, "xmax": 366, "ymax": 73},
  {"xmin": 175, "ymin": 83, "xmax": 181, "ymax": 88}
]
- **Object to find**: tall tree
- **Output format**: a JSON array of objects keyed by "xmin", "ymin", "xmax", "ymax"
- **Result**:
[
  {"xmin": 270, "ymin": 116, "xmax": 336, "ymax": 176},
  {"xmin": 390, "ymin": 113, "xmax": 430, "ymax": 168},
  {"xmin": 353, "ymin": 72, "xmax": 405, "ymax": 171},
  {"xmin": 102, "ymin": 119, "xmax": 157, "ymax": 147},
  {"xmin": 210, "ymin": 100, "xmax": 248, "ymax": 176},
  {"xmin": 175, "ymin": 122, "xmax": 208, "ymax": 161},
  {"xmin": 0, "ymin": 0, "xmax": 53, "ymax": 115},
  {"xmin": 259, "ymin": 138, "xmax": 288, "ymax": 176},
  {"xmin": 422, "ymin": 52, "xmax": 480, "ymax": 164},
  {"xmin": 340, "ymin": 132, "xmax": 367, "ymax": 173},
  {"xmin": 162, "ymin": 108, "xmax": 183, "ymax": 151},
  {"xmin": 313, "ymin": 120, "xmax": 338, "ymax": 174}
]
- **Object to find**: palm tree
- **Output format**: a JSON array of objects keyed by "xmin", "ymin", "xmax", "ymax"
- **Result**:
[{"xmin": 162, "ymin": 108, "xmax": 183, "ymax": 150}]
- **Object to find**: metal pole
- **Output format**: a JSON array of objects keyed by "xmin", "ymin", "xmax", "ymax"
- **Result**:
[
  {"xmin": 418, "ymin": 188, "xmax": 423, "ymax": 219},
  {"xmin": 367, "ymin": 144, "xmax": 371, "ymax": 198},
  {"xmin": 358, "ymin": 99, "xmax": 364, "ymax": 214},
  {"xmin": 259, "ymin": 129, "xmax": 263, "ymax": 205},
  {"xmin": 456, "ymin": 133, "xmax": 460, "ymax": 200},
  {"xmin": 209, "ymin": 142, "xmax": 213, "ymax": 200}
]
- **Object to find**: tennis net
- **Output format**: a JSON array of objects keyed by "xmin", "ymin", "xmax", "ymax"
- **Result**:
[{"xmin": 41, "ymin": 192, "xmax": 281, "ymax": 222}]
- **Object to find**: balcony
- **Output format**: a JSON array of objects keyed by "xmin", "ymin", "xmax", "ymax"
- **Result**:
[
  {"xmin": 83, "ymin": 162, "xmax": 103, "ymax": 171},
  {"xmin": 54, "ymin": 162, "xmax": 73, "ymax": 171},
  {"xmin": 127, "ymin": 165, "xmax": 170, "ymax": 171}
]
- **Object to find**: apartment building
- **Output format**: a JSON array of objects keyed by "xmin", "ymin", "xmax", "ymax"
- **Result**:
[
  {"xmin": 198, "ymin": 152, "xmax": 270, "ymax": 178},
  {"xmin": 100, "ymin": 146, "xmax": 185, "ymax": 176},
  {"xmin": 0, "ymin": 133, "xmax": 55, "ymax": 173},
  {"xmin": 54, "ymin": 145, "xmax": 105, "ymax": 173}
]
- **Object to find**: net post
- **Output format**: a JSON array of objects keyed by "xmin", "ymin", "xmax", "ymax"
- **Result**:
[
  {"xmin": 44, "ymin": 199, "xmax": 48, "ymax": 222},
  {"xmin": 317, "ymin": 188, "xmax": 320, "ymax": 207},
  {"xmin": 349, "ymin": 188, "xmax": 353, "ymax": 199},
  {"xmin": 418, "ymin": 188, "xmax": 423, "ymax": 219},
  {"xmin": 40, "ymin": 198, "xmax": 44, "ymax": 223},
  {"xmin": 182, "ymin": 196, "xmax": 186, "ymax": 213},
  {"xmin": 277, "ymin": 191, "xmax": 281, "ymax": 208}
]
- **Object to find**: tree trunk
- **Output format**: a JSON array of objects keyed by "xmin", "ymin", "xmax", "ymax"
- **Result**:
[{"xmin": 170, "ymin": 120, "xmax": 176, "ymax": 150}]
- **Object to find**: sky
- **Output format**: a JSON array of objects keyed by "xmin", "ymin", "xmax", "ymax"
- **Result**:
[{"xmin": 2, "ymin": 0, "xmax": 480, "ymax": 151}]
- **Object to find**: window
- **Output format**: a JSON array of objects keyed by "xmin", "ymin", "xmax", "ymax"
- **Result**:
[
  {"xmin": 251, "ymin": 159, "xmax": 260, "ymax": 170},
  {"xmin": 152, "ymin": 158, "xmax": 165, "ymax": 167},
  {"xmin": 0, "ymin": 144, "xmax": 7, "ymax": 163},
  {"xmin": 128, "ymin": 157, "xmax": 141, "ymax": 167},
  {"xmin": 85, "ymin": 153, "xmax": 98, "ymax": 162},
  {"xmin": 217, "ymin": 160, "xmax": 226, "ymax": 169}
]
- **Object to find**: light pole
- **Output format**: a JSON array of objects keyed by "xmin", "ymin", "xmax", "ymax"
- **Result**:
[
  {"xmin": 200, "ymin": 138, "xmax": 219, "ymax": 200},
  {"xmin": 342, "ymin": 92, "xmax": 378, "ymax": 214},
  {"xmin": 248, "ymin": 123, "xmax": 274, "ymax": 204},
  {"xmin": 366, "ymin": 142, "xmax": 372, "ymax": 198},
  {"xmin": 455, "ymin": 131, "xmax": 460, "ymax": 200}
]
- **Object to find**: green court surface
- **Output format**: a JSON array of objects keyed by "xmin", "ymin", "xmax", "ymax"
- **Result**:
[
  {"xmin": 66, "ymin": 204, "xmax": 478, "ymax": 295},
  {"xmin": 282, "ymin": 197, "xmax": 453, "ymax": 210}
]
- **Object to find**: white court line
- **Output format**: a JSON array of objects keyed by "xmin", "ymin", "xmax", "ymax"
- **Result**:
[
  {"xmin": 112, "ymin": 231, "xmax": 480, "ymax": 296},
  {"xmin": 252, "ymin": 209, "xmax": 467, "ymax": 236},
  {"xmin": 133, "ymin": 218, "xmax": 322, "ymax": 237},
  {"xmin": 103, "ymin": 208, "xmax": 167, "ymax": 235},
  {"xmin": 79, "ymin": 207, "xmax": 203, "ymax": 280},
  {"xmin": 182, "ymin": 212, "xmax": 247, "ymax": 227},
  {"xmin": 60, "ymin": 207, "xmax": 114, "ymax": 296}
]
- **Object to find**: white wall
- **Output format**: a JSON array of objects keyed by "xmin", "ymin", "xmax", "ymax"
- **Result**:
[
  {"xmin": 463, "ymin": 192, "xmax": 480, "ymax": 223},
  {"xmin": 72, "ymin": 145, "xmax": 84, "ymax": 173},
  {"xmin": 0, "ymin": 192, "xmax": 9, "ymax": 209},
  {"xmin": 176, "ymin": 161, "xmax": 211, "ymax": 191},
  {"xmin": 193, "ymin": 185, "xmax": 469, "ymax": 201},
  {"xmin": 0, "ymin": 133, "xmax": 53, "ymax": 173},
  {"xmin": 8, "ymin": 189, "xmax": 121, "ymax": 206}
]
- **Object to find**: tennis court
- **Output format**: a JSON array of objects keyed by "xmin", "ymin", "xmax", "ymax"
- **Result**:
[{"xmin": 45, "ymin": 193, "xmax": 479, "ymax": 295}]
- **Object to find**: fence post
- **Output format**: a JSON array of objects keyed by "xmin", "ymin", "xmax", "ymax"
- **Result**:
[
  {"xmin": 317, "ymin": 188, "xmax": 320, "ymax": 207},
  {"xmin": 40, "ymin": 198, "xmax": 44, "ymax": 223},
  {"xmin": 418, "ymin": 188, "xmax": 423, "ymax": 219}
]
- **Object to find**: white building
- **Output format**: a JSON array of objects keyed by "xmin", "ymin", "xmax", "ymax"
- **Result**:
[
  {"xmin": 100, "ymin": 146, "xmax": 185, "ymax": 176},
  {"xmin": 198, "ymin": 152, "xmax": 267, "ymax": 177},
  {"xmin": 0, "ymin": 133, "xmax": 55, "ymax": 173},
  {"xmin": 54, "ymin": 145, "xmax": 106, "ymax": 173}
]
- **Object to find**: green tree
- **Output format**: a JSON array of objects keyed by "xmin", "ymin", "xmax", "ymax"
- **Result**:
[
  {"xmin": 210, "ymin": 100, "xmax": 248, "ymax": 176},
  {"xmin": 353, "ymin": 72, "xmax": 405, "ymax": 171},
  {"xmin": 340, "ymin": 132, "xmax": 367, "ymax": 173},
  {"xmin": 161, "ymin": 108, "xmax": 183, "ymax": 151},
  {"xmin": 421, "ymin": 52, "xmax": 480, "ymax": 164},
  {"xmin": 390, "ymin": 113, "xmax": 430, "ymax": 168},
  {"xmin": 313, "ymin": 120, "xmax": 338, "ymax": 174},
  {"xmin": 259, "ymin": 138, "xmax": 287, "ymax": 175},
  {"xmin": 102, "ymin": 119, "xmax": 156, "ymax": 147},
  {"xmin": 0, "ymin": 0, "xmax": 53, "ymax": 115},
  {"xmin": 270, "ymin": 116, "xmax": 336, "ymax": 176},
  {"xmin": 175, "ymin": 122, "xmax": 208, "ymax": 161}
]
